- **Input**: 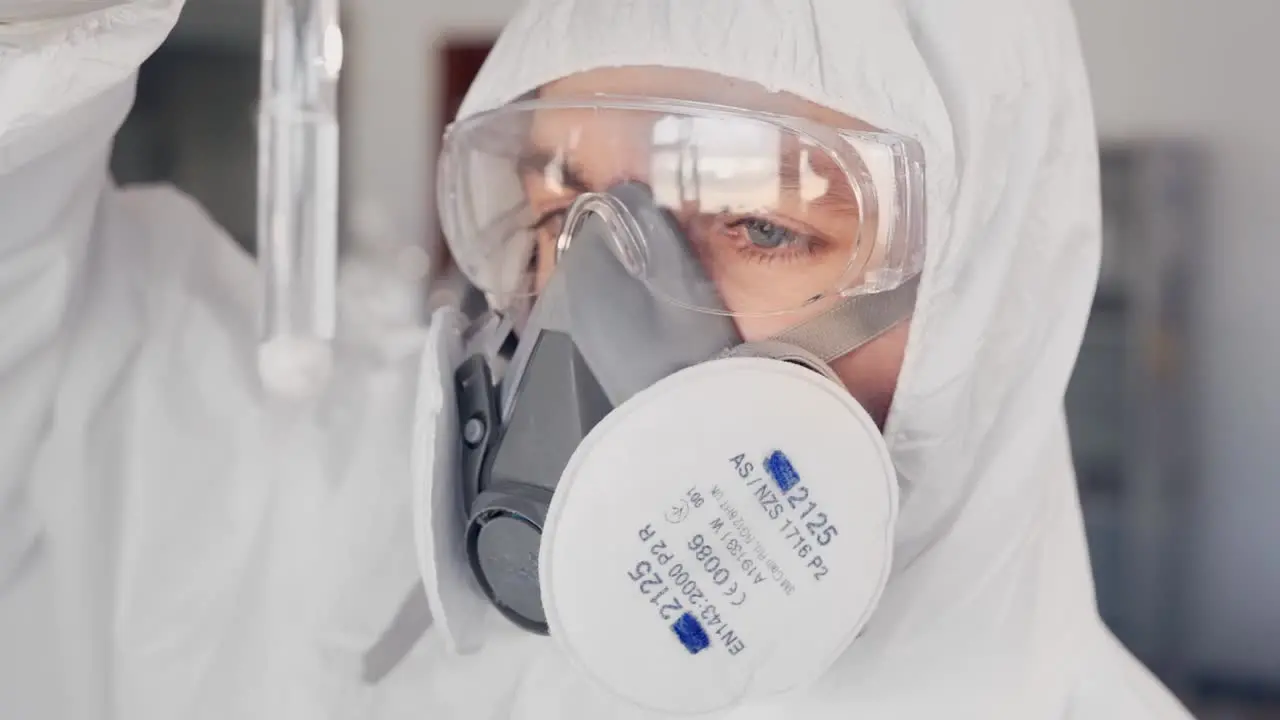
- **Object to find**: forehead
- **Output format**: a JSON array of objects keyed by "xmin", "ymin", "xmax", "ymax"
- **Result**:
[
  {"xmin": 537, "ymin": 66, "xmax": 875, "ymax": 131},
  {"xmin": 523, "ymin": 67, "xmax": 873, "ymax": 185}
]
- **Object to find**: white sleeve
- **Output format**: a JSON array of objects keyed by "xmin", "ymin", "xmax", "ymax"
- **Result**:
[
  {"xmin": 0, "ymin": 0, "xmax": 184, "ymax": 583},
  {"xmin": 1, "ymin": 8, "xmax": 429, "ymax": 717}
]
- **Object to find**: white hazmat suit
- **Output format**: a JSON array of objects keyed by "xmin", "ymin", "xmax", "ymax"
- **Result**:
[{"xmin": 0, "ymin": 0, "xmax": 1195, "ymax": 718}]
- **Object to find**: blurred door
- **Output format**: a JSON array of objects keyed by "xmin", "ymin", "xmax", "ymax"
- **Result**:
[
  {"xmin": 1066, "ymin": 140, "xmax": 1204, "ymax": 693},
  {"xmin": 112, "ymin": 44, "xmax": 259, "ymax": 252}
]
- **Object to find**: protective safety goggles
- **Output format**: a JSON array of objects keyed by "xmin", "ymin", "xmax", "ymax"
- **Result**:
[{"xmin": 438, "ymin": 96, "xmax": 926, "ymax": 318}]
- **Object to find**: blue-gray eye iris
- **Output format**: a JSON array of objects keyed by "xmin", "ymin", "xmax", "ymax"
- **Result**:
[{"xmin": 741, "ymin": 218, "xmax": 793, "ymax": 249}]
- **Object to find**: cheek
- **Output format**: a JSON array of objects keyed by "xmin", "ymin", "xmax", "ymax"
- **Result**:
[{"xmin": 828, "ymin": 320, "xmax": 910, "ymax": 427}]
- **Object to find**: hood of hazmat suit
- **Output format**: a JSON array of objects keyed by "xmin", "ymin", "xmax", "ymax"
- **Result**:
[{"xmin": 0, "ymin": 0, "xmax": 1196, "ymax": 719}]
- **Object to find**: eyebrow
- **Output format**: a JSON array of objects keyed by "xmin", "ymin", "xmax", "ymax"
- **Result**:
[
  {"xmin": 774, "ymin": 183, "xmax": 861, "ymax": 216},
  {"xmin": 779, "ymin": 147, "xmax": 862, "ymax": 213},
  {"xmin": 516, "ymin": 150, "xmax": 591, "ymax": 193}
]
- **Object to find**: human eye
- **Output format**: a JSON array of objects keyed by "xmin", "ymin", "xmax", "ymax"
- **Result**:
[{"xmin": 718, "ymin": 215, "xmax": 832, "ymax": 264}]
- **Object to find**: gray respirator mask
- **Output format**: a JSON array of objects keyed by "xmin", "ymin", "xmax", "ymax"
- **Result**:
[{"xmin": 451, "ymin": 182, "xmax": 918, "ymax": 634}]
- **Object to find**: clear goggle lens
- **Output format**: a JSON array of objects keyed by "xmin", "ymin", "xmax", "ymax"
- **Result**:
[{"xmin": 439, "ymin": 99, "xmax": 925, "ymax": 318}]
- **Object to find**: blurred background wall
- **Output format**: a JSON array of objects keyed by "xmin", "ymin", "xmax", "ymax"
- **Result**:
[{"xmin": 111, "ymin": 0, "xmax": 1279, "ymax": 715}]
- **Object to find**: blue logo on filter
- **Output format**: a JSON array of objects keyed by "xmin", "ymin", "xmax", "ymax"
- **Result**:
[
  {"xmin": 671, "ymin": 612, "xmax": 711, "ymax": 654},
  {"xmin": 764, "ymin": 450, "xmax": 801, "ymax": 493}
]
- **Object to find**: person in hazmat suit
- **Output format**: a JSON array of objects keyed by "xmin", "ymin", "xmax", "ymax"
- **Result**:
[{"xmin": 0, "ymin": 0, "xmax": 1197, "ymax": 718}]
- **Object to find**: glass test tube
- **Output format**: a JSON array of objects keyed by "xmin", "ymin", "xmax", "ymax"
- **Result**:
[{"xmin": 256, "ymin": 0, "xmax": 343, "ymax": 396}]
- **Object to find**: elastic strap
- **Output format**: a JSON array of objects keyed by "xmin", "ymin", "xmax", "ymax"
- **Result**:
[
  {"xmin": 361, "ymin": 584, "xmax": 433, "ymax": 684},
  {"xmin": 767, "ymin": 275, "xmax": 920, "ymax": 363}
]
